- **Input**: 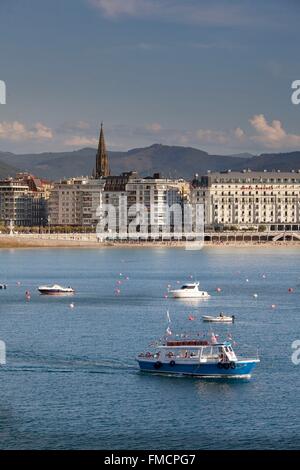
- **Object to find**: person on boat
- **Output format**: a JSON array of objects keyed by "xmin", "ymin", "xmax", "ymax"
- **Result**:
[{"xmin": 219, "ymin": 312, "xmax": 224, "ymax": 317}]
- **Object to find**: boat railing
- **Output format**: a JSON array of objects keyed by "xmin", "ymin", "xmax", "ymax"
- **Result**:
[
  {"xmin": 138, "ymin": 352, "xmax": 159, "ymax": 359},
  {"xmin": 166, "ymin": 340, "xmax": 209, "ymax": 347}
]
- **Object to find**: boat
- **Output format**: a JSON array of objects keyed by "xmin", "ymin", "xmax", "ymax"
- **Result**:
[
  {"xmin": 0, "ymin": 284, "xmax": 7, "ymax": 290},
  {"xmin": 38, "ymin": 284, "xmax": 75, "ymax": 295},
  {"xmin": 202, "ymin": 313, "xmax": 235, "ymax": 323},
  {"xmin": 137, "ymin": 334, "xmax": 259, "ymax": 379},
  {"xmin": 169, "ymin": 282, "xmax": 210, "ymax": 299}
]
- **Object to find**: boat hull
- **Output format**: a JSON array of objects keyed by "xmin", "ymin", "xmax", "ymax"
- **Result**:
[
  {"xmin": 202, "ymin": 316, "xmax": 233, "ymax": 323},
  {"xmin": 38, "ymin": 290, "xmax": 74, "ymax": 295},
  {"xmin": 171, "ymin": 292, "xmax": 210, "ymax": 299},
  {"xmin": 137, "ymin": 359, "xmax": 258, "ymax": 378}
]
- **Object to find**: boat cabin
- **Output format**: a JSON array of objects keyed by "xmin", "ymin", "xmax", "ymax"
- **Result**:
[
  {"xmin": 138, "ymin": 340, "xmax": 237, "ymax": 363},
  {"xmin": 162, "ymin": 342, "xmax": 237, "ymax": 363},
  {"xmin": 180, "ymin": 283, "xmax": 198, "ymax": 290}
]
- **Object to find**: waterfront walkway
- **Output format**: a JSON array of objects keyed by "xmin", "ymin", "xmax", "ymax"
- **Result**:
[{"xmin": 1, "ymin": 231, "xmax": 300, "ymax": 248}]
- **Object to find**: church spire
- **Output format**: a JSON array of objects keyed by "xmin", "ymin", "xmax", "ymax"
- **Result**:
[{"xmin": 95, "ymin": 122, "xmax": 110, "ymax": 178}]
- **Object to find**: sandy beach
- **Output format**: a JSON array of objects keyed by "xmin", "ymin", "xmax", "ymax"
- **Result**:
[{"xmin": 0, "ymin": 235, "xmax": 300, "ymax": 249}]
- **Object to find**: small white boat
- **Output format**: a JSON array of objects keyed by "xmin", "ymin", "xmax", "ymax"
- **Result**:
[
  {"xmin": 202, "ymin": 313, "xmax": 235, "ymax": 323},
  {"xmin": 38, "ymin": 284, "xmax": 75, "ymax": 295},
  {"xmin": 169, "ymin": 282, "xmax": 210, "ymax": 299}
]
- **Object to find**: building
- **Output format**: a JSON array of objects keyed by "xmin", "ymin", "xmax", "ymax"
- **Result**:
[
  {"xmin": 191, "ymin": 170, "xmax": 300, "ymax": 231},
  {"xmin": 125, "ymin": 174, "xmax": 188, "ymax": 238},
  {"xmin": 0, "ymin": 173, "xmax": 50, "ymax": 227},
  {"xmin": 95, "ymin": 122, "xmax": 110, "ymax": 178},
  {"xmin": 48, "ymin": 123, "xmax": 111, "ymax": 227},
  {"xmin": 48, "ymin": 177, "xmax": 106, "ymax": 227}
]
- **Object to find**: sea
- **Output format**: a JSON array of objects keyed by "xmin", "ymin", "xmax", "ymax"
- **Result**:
[{"xmin": 0, "ymin": 246, "xmax": 299, "ymax": 449}]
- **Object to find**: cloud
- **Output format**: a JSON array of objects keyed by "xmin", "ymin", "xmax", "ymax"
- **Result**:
[
  {"xmin": 88, "ymin": 0, "xmax": 266, "ymax": 28},
  {"xmin": 98, "ymin": 119, "xmax": 300, "ymax": 152},
  {"xmin": 34, "ymin": 123, "xmax": 53, "ymax": 140},
  {"xmin": 249, "ymin": 114, "xmax": 300, "ymax": 149},
  {"xmin": 194, "ymin": 115, "xmax": 300, "ymax": 152},
  {"xmin": 0, "ymin": 121, "xmax": 53, "ymax": 142},
  {"xmin": 146, "ymin": 122, "xmax": 162, "ymax": 132},
  {"xmin": 196, "ymin": 129, "xmax": 229, "ymax": 145},
  {"xmin": 193, "ymin": 116, "xmax": 300, "ymax": 152},
  {"xmin": 59, "ymin": 120, "xmax": 91, "ymax": 133},
  {"xmin": 64, "ymin": 135, "xmax": 98, "ymax": 147},
  {"xmin": 88, "ymin": 0, "xmax": 154, "ymax": 18},
  {"xmin": 234, "ymin": 127, "xmax": 245, "ymax": 139},
  {"xmin": 3, "ymin": 116, "xmax": 297, "ymax": 154}
]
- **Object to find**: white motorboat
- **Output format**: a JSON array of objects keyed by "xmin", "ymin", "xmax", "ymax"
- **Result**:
[
  {"xmin": 169, "ymin": 282, "xmax": 210, "ymax": 299},
  {"xmin": 38, "ymin": 284, "xmax": 75, "ymax": 295},
  {"xmin": 202, "ymin": 313, "xmax": 235, "ymax": 323}
]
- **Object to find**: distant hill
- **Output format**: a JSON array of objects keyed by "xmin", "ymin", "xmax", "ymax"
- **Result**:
[
  {"xmin": 0, "ymin": 144, "xmax": 245, "ymax": 180},
  {"xmin": 238, "ymin": 151, "xmax": 300, "ymax": 172},
  {"xmin": 0, "ymin": 153, "xmax": 18, "ymax": 178},
  {"xmin": 1, "ymin": 144, "xmax": 300, "ymax": 180}
]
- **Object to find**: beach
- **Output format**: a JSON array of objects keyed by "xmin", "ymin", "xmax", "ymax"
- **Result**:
[{"xmin": 1, "ymin": 234, "xmax": 300, "ymax": 249}]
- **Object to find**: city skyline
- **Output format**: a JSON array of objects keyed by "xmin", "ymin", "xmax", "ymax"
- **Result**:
[{"xmin": 0, "ymin": 0, "xmax": 300, "ymax": 154}]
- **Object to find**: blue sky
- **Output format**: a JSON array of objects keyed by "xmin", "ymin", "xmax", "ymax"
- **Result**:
[{"xmin": 0, "ymin": 0, "xmax": 300, "ymax": 154}]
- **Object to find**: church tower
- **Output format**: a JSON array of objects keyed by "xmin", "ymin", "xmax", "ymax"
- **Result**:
[{"xmin": 95, "ymin": 122, "xmax": 110, "ymax": 178}]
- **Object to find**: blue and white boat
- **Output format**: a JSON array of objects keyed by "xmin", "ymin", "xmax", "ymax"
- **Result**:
[{"xmin": 137, "ymin": 335, "xmax": 259, "ymax": 379}]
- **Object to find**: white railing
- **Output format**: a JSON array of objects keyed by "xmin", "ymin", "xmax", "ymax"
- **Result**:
[{"xmin": 0, "ymin": 233, "xmax": 98, "ymax": 241}]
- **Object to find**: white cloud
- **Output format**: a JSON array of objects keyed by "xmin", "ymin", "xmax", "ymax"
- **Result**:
[
  {"xmin": 0, "ymin": 121, "xmax": 53, "ymax": 142},
  {"xmin": 196, "ymin": 129, "xmax": 229, "ymax": 145},
  {"xmin": 146, "ymin": 122, "xmax": 162, "ymax": 132},
  {"xmin": 234, "ymin": 127, "xmax": 245, "ymax": 139},
  {"xmin": 60, "ymin": 120, "xmax": 90, "ymax": 132},
  {"xmin": 64, "ymin": 135, "xmax": 98, "ymax": 147},
  {"xmin": 194, "ymin": 116, "xmax": 300, "ymax": 152},
  {"xmin": 88, "ymin": 0, "xmax": 263, "ymax": 28},
  {"xmin": 3, "ymin": 116, "xmax": 298, "ymax": 154},
  {"xmin": 249, "ymin": 114, "xmax": 300, "ymax": 149},
  {"xmin": 34, "ymin": 123, "xmax": 53, "ymax": 140},
  {"xmin": 89, "ymin": 0, "xmax": 155, "ymax": 18}
]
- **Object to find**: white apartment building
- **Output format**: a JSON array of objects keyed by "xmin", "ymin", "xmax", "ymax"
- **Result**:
[
  {"xmin": 191, "ymin": 170, "xmax": 300, "ymax": 231},
  {"xmin": 125, "ymin": 174, "xmax": 187, "ymax": 238},
  {"xmin": 0, "ymin": 177, "xmax": 48, "ymax": 227},
  {"xmin": 48, "ymin": 177, "xmax": 106, "ymax": 226}
]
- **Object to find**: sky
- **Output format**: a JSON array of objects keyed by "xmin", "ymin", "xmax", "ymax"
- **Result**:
[{"xmin": 0, "ymin": 0, "xmax": 300, "ymax": 155}]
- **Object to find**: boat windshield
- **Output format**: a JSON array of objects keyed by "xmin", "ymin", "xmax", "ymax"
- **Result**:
[{"xmin": 181, "ymin": 285, "xmax": 196, "ymax": 289}]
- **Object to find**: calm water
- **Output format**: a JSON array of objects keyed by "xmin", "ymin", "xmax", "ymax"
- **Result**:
[{"xmin": 0, "ymin": 247, "xmax": 300, "ymax": 449}]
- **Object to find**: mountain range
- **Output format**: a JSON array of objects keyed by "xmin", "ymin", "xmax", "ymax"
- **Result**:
[{"xmin": 1, "ymin": 144, "xmax": 300, "ymax": 180}]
